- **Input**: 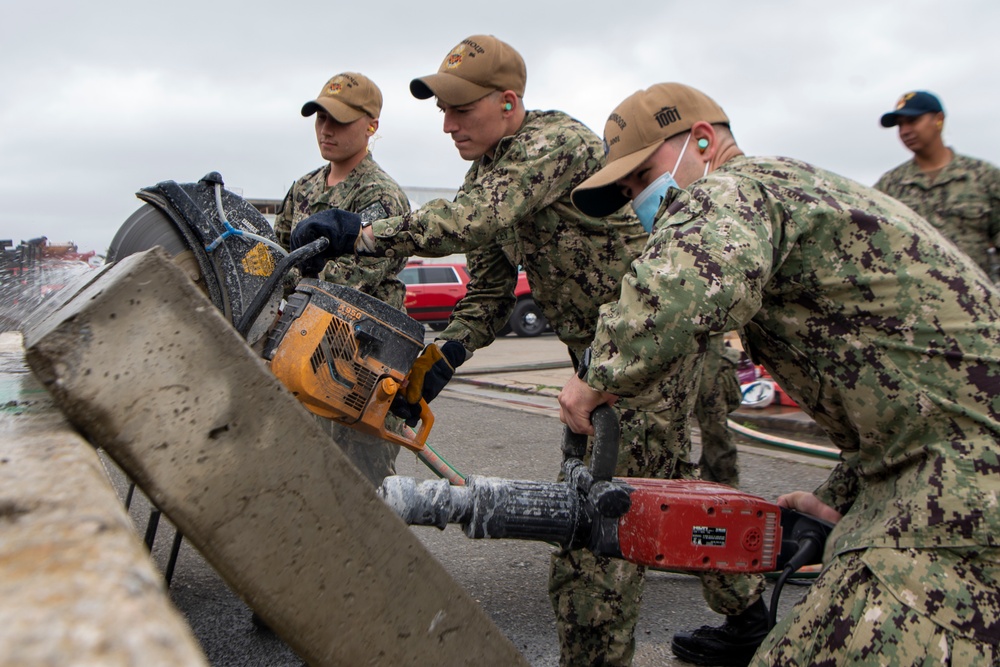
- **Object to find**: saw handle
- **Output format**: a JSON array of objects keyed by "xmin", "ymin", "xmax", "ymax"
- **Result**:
[
  {"xmin": 366, "ymin": 378, "xmax": 435, "ymax": 453},
  {"xmin": 292, "ymin": 237, "xmax": 331, "ymax": 279},
  {"xmin": 234, "ymin": 237, "xmax": 329, "ymax": 338}
]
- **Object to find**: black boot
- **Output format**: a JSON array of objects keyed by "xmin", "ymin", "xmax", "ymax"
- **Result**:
[{"xmin": 670, "ymin": 597, "xmax": 770, "ymax": 666}]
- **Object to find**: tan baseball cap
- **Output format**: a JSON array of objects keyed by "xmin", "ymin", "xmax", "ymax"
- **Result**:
[
  {"xmin": 572, "ymin": 83, "xmax": 729, "ymax": 217},
  {"xmin": 301, "ymin": 72, "xmax": 382, "ymax": 122},
  {"xmin": 410, "ymin": 35, "xmax": 526, "ymax": 106}
]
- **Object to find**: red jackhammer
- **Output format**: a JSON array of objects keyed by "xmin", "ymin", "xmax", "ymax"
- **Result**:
[{"xmin": 378, "ymin": 405, "xmax": 833, "ymax": 627}]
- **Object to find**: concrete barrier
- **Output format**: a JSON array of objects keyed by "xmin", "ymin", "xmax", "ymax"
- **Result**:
[
  {"xmin": 22, "ymin": 248, "xmax": 529, "ymax": 667},
  {"xmin": 0, "ymin": 331, "xmax": 209, "ymax": 666}
]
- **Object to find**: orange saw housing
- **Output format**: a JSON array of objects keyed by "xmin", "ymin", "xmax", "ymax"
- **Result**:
[{"xmin": 265, "ymin": 279, "xmax": 433, "ymax": 452}]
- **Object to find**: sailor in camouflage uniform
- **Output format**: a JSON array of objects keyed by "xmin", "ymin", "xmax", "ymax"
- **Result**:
[
  {"xmin": 289, "ymin": 37, "xmax": 765, "ymax": 666},
  {"xmin": 875, "ymin": 90, "xmax": 1000, "ymax": 283},
  {"xmin": 564, "ymin": 82, "xmax": 1000, "ymax": 666},
  {"xmin": 274, "ymin": 72, "xmax": 410, "ymax": 486}
]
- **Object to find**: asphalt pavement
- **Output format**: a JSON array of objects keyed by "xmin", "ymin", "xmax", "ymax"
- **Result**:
[{"xmin": 106, "ymin": 329, "xmax": 839, "ymax": 667}]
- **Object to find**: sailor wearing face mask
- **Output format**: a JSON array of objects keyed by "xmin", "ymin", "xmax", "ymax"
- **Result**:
[
  {"xmin": 564, "ymin": 80, "xmax": 1000, "ymax": 667},
  {"xmin": 631, "ymin": 132, "xmax": 703, "ymax": 231}
]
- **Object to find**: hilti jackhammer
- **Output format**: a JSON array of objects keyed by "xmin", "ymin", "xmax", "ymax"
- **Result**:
[{"xmin": 378, "ymin": 405, "xmax": 833, "ymax": 628}]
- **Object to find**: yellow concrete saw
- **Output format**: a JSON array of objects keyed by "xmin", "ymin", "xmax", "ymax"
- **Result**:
[{"xmin": 108, "ymin": 171, "xmax": 433, "ymax": 451}]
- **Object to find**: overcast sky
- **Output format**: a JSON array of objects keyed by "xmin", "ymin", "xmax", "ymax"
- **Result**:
[{"xmin": 2, "ymin": 0, "xmax": 998, "ymax": 255}]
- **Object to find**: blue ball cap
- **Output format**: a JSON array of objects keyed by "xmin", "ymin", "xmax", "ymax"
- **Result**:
[{"xmin": 880, "ymin": 91, "xmax": 944, "ymax": 127}]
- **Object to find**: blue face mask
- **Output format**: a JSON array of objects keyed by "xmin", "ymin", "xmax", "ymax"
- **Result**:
[
  {"xmin": 630, "ymin": 132, "xmax": 694, "ymax": 232},
  {"xmin": 632, "ymin": 171, "xmax": 677, "ymax": 232}
]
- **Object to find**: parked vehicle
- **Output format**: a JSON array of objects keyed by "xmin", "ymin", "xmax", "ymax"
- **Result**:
[{"xmin": 398, "ymin": 260, "xmax": 548, "ymax": 337}]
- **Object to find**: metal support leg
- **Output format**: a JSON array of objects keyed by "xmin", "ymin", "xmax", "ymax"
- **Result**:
[
  {"xmin": 143, "ymin": 508, "xmax": 161, "ymax": 551},
  {"xmin": 165, "ymin": 530, "xmax": 183, "ymax": 587}
]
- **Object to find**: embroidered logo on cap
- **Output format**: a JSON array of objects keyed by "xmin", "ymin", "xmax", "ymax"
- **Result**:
[{"xmin": 654, "ymin": 106, "xmax": 682, "ymax": 128}]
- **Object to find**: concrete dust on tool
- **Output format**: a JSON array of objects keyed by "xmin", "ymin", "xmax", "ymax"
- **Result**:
[{"xmin": 106, "ymin": 171, "xmax": 288, "ymax": 347}]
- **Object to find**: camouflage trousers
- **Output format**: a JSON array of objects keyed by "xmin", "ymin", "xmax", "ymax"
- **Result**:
[
  {"xmin": 312, "ymin": 415, "xmax": 400, "ymax": 487},
  {"xmin": 753, "ymin": 546, "xmax": 1000, "ymax": 665},
  {"xmin": 694, "ymin": 337, "xmax": 743, "ymax": 487},
  {"xmin": 549, "ymin": 350, "xmax": 766, "ymax": 667}
]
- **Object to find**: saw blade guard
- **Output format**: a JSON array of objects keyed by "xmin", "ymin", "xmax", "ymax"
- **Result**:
[
  {"xmin": 265, "ymin": 279, "xmax": 434, "ymax": 452},
  {"xmin": 107, "ymin": 171, "xmax": 286, "ymax": 346}
]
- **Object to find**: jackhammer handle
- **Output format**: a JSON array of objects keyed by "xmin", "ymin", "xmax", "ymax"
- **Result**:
[
  {"xmin": 560, "ymin": 403, "xmax": 620, "ymax": 483},
  {"xmin": 562, "ymin": 348, "xmax": 595, "ymax": 460},
  {"xmin": 561, "ymin": 427, "xmax": 588, "ymax": 461},
  {"xmin": 589, "ymin": 404, "xmax": 620, "ymax": 482}
]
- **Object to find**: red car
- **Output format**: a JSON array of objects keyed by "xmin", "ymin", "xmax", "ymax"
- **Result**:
[{"xmin": 399, "ymin": 260, "xmax": 548, "ymax": 337}]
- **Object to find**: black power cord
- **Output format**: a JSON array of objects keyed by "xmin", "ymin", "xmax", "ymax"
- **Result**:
[{"xmin": 768, "ymin": 509, "xmax": 835, "ymax": 628}]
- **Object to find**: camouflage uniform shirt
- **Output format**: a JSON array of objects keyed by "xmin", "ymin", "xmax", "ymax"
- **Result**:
[
  {"xmin": 369, "ymin": 110, "xmax": 646, "ymax": 355},
  {"xmin": 875, "ymin": 152, "xmax": 1000, "ymax": 282},
  {"xmin": 587, "ymin": 155, "xmax": 1000, "ymax": 556},
  {"xmin": 274, "ymin": 153, "xmax": 410, "ymax": 308}
]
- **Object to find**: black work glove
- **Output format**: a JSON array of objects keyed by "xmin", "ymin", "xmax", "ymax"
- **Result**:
[
  {"xmin": 289, "ymin": 208, "xmax": 362, "ymax": 277},
  {"xmin": 391, "ymin": 340, "xmax": 467, "ymax": 426}
]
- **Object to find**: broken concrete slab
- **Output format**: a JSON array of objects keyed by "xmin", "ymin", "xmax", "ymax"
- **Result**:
[
  {"xmin": 23, "ymin": 248, "xmax": 528, "ymax": 667},
  {"xmin": 0, "ymin": 332, "xmax": 209, "ymax": 666}
]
